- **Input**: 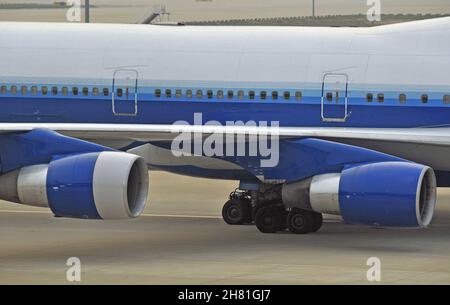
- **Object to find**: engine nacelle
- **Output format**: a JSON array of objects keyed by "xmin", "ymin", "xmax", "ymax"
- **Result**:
[
  {"xmin": 0, "ymin": 152, "xmax": 149, "ymax": 219},
  {"xmin": 282, "ymin": 162, "xmax": 436, "ymax": 227}
]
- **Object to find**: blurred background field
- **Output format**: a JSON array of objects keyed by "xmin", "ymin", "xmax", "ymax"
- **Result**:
[{"xmin": 0, "ymin": 0, "xmax": 449, "ymax": 25}]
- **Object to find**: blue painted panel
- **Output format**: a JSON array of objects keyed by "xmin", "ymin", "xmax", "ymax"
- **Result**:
[
  {"xmin": 46, "ymin": 153, "xmax": 101, "ymax": 219},
  {"xmin": 0, "ymin": 129, "xmax": 113, "ymax": 174},
  {"xmin": 339, "ymin": 162, "xmax": 424, "ymax": 227},
  {"xmin": 222, "ymin": 138, "xmax": 404, "ymax": 182},
  {"xmin": 1, "ymin": 94, "xmax": 450, "ymax": 128}
]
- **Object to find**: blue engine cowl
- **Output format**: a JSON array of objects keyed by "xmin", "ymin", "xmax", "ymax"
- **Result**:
[
  {"xmin": 282, "ymin": 162, "xmax": 437, "ymax": 228},
  {"xmin": 0, "ymin": 152, "xmax": 149, "ymax": 220},
  {"xmin": 338, "ymin": 162, "xmax": 436, "ymax": 227}
]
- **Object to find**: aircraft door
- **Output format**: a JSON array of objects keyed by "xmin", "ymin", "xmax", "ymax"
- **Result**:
[
  {"xmin": 112, "ymin": 69, "xmax": 138, "ymax": 116},
  {"xmin": 321, "ymin": 73, "xmax": 350, "ymax": 122}
]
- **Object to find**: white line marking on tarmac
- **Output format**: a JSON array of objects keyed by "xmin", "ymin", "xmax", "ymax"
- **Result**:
[
  {"xmin": 0, "ymin": 209, "xmax": 341, "ymax": 222},
  {"xmin": 0, "ymin": 209, "xmax": 222, "ymax": 219},
  {"xmin": 0, "ymin": 209, "xmax": 50, "ymax": 215},
  {"xmin": 142, "ymin": 213, "xmax": 222, "ymax": 219}
]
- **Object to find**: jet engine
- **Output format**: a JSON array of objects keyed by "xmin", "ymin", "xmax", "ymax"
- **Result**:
[
  {"xmin": 0, "ymin": 151, "xmax": 149, "ymax": 219},
  {"xmin": 282, "ymin": 162, "xmax": 436, "ymax": 227}
]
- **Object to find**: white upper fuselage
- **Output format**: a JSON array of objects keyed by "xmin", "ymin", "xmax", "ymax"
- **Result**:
[{"xmin": 1, "ymin": 18, "xmax": 450, "ymax": 89}]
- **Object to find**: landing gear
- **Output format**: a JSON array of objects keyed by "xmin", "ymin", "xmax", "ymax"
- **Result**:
[
  {"xmin": 310, "ymin": 212, "xmax": 323, "ymax": 233},
  {"xmin": 254, "ymin": 205, "xmax": 287, "ymax": 233},
  {"xmin": 222, "ymin": 199, "xmax": 252, "ymax": 225},
  {"xmin": 287, "ymin": 208, "xmax": 323, "ymax": 234},
  {"xmin": 222, "ymin": 186, "xmax": 324, "ymax": 234}
]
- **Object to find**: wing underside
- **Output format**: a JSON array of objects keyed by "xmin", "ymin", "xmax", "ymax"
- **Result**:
[{"xmin": 0, "ymin": 123, "xmax": 449, "ymax": 172}]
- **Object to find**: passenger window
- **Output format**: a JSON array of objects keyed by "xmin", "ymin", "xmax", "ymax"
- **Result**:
[
  {"xmin": 237, "ymin": 90, "xmax": 244, "ymax": 100},
  {"xmin": 176, "ymin": 89, "xmax": 182, "ymax": 98},
  {"xmin": 72, "ymin": 87, "xmax": 79, "ymax": 96},
  {"xmin": 10, "ymin": 85, "xmax": 17, "ymax": 95},
  {"xmin": 83, "ymin": 87, "xmax": 89, "ymax": 96},
  {"xmin": 227, "ymin": 90, "xmax": 234, "ymax": 99},
  {"xmin": 295, "ymin": 91, "xmax": 302, "ymax": 101},
  {"xmin": 217, "ymin": 90, "xmax": 224, "ymax": 99},
  {"xmin": 272, "ymin": 91, "xmax": 278, "ymax": 100},
  {"xmin": 284, "ymin": 91, "xmax": 290, "ymax": 100},
  {"xmin": 52, "ymin": 86, "xmax": 58, "ymax": 96},
  {"xmin": 186, "ymin": 89, "xmax": 193, "ymax": 98},
  {"xmin": 41, "ymin": 86, "xmax": 48, "ymax": 95},
  {"xmin": 249, "ymin": 91, "xmax": 255, "ymax": 100},
  {"xmin": 326, "ymin": 92, "xmax": 333, "ymax": 101},
  {"xmin": 421, "ymin": 94, "xmax": 428, "ymax": 104},
  {"xmin": 444, "ymin": 95, "xmax": 450, "ymax": 104},
  {"xmin": 154, "ymin": 89, "xmax": 161, "ymax": 98},
  {"xmin": 366, "ymin": 93, "xmax": 373, "ymax": 102},
  {"xmin": 21, "ymin": 85, "xmax": 27, "ymax": 95},
  {"xmin": 92, "ymin": 87, "xmax": 99, "ymax": 96},
  {"xmin": 196, "ymin": 90, "xmax": 203, "ymax": 99},
  {"xmin": 62, "ymin": 87, "xmax": 68, "ymax": 96},
  {"xmin": 165, "ymin": 89, "xmax": 172, "ymax": 98},
  {"xmin": 260, "ymin": 91, "xmax": 267, "ymax": 100},
  {"xmin": 117, "ymin": 88, "xmax": 123, "ymax": 97},
  {"xmin": 399, "ymin": 93, "xmax": 407, "ymax": 103},
  {"xmin": 377, "ymin": 93, "xmax": 384, "ymax": 103},
  {"xmin": 207, "ymin": 90, "xmax": 213, "ymax": 99},
  {"xmin": 31, "ymin": 86, "xmax": 38, "ymax": 95},
  {"xmin": 0, "ymin": 85, "xmax": 6, "ymax": 94}
]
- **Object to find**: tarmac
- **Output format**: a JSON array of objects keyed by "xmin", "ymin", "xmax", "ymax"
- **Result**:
[{"xmin": 0, "ymin": 171, "xmax": 449, "ymax": 284}]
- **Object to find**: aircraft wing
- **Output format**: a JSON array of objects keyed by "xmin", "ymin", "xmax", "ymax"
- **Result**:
[
  {"xmin": 0, "ymin": 124, "xmax": 441, "ymax": 228},
  {"xmin": 0, "ymin": 123, "xmax": 450, "ymax": 146},
  {"xmin": 1, "ymin": 123, "xmax": 449, "ymax": 173}
]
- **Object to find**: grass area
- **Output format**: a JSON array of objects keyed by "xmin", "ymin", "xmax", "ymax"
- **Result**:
[{"xmin": 184, "ymin": 14, "xmax": 450, "ymax": 27}]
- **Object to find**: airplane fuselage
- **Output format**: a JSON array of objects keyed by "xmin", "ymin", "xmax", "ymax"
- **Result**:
[{"xmin": 1, "ymin": 19, "xmax": 450, "ymax": 180}]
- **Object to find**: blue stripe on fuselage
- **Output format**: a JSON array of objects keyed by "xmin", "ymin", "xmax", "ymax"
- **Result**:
[
  {"xmin": 0, "ymin": 79, "xmax": 449, "ymax": 127},
  {"xmin": 0, "ymin": 95, "xmax": 450, "ymax": 128}
]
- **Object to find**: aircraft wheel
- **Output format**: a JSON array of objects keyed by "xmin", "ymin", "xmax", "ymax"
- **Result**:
[
  {"xmin": 222, "ymin": 199, "xmax": 252, "ymax": 225},
  {"xmin": 310, "ymin": 212, "xmax": 323, "ymax": 233},
  {"xmin": 255, "ymin": 206, "xmax": 283, "ymax": 233},
  {"xmin": 287, "ymin": 208, "xmax": 314, "ymax": 234},
  {"xmin": 277, "ymin": 206, "xmax": 288, "ymax": 231}
]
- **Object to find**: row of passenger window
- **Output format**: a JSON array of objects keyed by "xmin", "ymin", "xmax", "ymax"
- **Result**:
[
  {"xmin": 365, "ymin": 93, "xmax": 450, "ymax": 104},
  {"xmin": 156, "ymin": 89, "xmax": 450, "ymax": 104},
  {"xmin": 1, "ymin": 84, "xmax": 449, "ymax": 104},
  {"xmin": 154, "ymin": 89, "xmax": 303, "ymax": 101},
  {"xmin": 0, "ymin": 85, "xmax": 110, "ymax": 97}
]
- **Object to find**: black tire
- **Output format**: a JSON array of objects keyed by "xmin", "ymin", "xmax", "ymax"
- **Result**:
[
  {"xmin": 287, "ymin": 208, "xmax": 314, "ymax": 234},
  {"xmin": 242, "ymin": 200, "xmax": 254, "ymax": 223},
  {"xmin": 255, "ymin": 206, "xmax": 283, "ymax": 233},
  {"xmin": 251, "ymin": 205, "xmax": 260, "ymax": 223},
  {"xmin": 222, "ymin": 199, "xmax": 252, "ymax": 225},
  {"xmin": 277, "ymin": 206, "xmax": 288, "ymax": 231},
  {"xmin": 310, "ymin": 212, "xmax": 323, "ymax": 233}
]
